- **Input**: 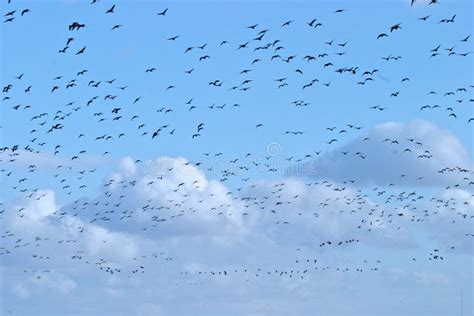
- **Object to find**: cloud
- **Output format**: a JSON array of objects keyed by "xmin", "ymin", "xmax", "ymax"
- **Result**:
[
  {"xmin": 82, "ymin": 156, "xmax": 416, "ymax": 253},
  {"xmin": 293, "ymin": 120, "xmax": 473, "ymax": 187},
  {"xmin": 99, "ymin": 156, "xmax": 248, "ymax": 239},
  {"xmin": 4, "ymin": 154, "xmax": 458, "ymax": 269},
  {"xmin": 423, "ymin": 188, "xmax": 474, "ymax": 253},
  {"xmin": 10, "ymin": 189, "xmax": 58, "ymax": 221},
  {"xmin": 3, "ymin": 189, "xmax": 148, "ymax": 266},
  {"xmin": 1, "ymin": 154, "xmax": 472, "ymax": 315},
  {"xmin": 240, "ymin": 177, "xmax": 414, "ymax": 249}
]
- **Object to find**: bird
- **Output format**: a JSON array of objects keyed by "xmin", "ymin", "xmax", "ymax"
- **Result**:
[
  {"xmin": 389, "ymin": 23, "xmax": 401, "ymax": 32},
  {"xmin": 76, "ymin": 46, "xmax": 86, "ymax": 55},
  {"xmin": 105, "ymin": 4, "xmax": 115, "ymax": 13},
  {"xmin": 157, "ymin": 8, "xmax": 168, "ymax": 16}
]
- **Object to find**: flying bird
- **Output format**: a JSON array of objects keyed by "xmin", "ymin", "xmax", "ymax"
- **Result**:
[
  {"xmin": 158, "ymin": 8, "xmax": 168, "ymax": 16},
  {"xmin": 105, "ymin": 4, "xmax": 115, "ymax": 13}
]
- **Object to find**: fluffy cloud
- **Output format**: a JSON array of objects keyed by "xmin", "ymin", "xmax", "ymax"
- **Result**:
[
  {"xmin": 424, "ymin": 188, "xmax": 474, "ymax": 253},
  {"xmin": 80, "ymin": 156, "xmax": 418, "ymax": 253},
  {"xmin": 3, "ymin": 189, "xmax": 148, "ymax": 267},
  {"xmin": 101, "ymin": 156, "xmax": 248, "ymax": 239},
  {"xmin": 240, "ymin": 177, "xmax": 414, "ymax": 249},
  {"xmin": 294, "ymin": 120, "xmax": 473, "ymax": 187},
  {"xmin": 1, "ymin": 154, "xmax": 472, "ymax": 315}
]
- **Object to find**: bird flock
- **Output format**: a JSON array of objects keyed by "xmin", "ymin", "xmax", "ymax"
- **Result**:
[{"xmin": 1, "ymin": 0, "xmax": 473, "ymax": 312}]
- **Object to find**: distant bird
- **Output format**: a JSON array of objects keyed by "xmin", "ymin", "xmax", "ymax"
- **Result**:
[
  {"xmin": 389, "ymin": 23, "xmax": 401, "ymax": 32},
  {"xmin": 460, "ymin": 35, "xmax": 470, "ymax": 42},
  {"xmin": 157, "ymin": 8, "xmax": 168, "ymax": 16},
  {"xmin": 76, "ymin": 46, "xmax": 86, "ymax": 54},
  {"xmin": 105, "ymin": 4, "xmax": 115, "ymax": 13}
]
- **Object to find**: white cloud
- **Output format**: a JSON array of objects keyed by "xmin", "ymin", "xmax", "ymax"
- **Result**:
[
  {"xmin": 1, "ymin": 154, "xmax": 472, "ymax": 315},
  {"xmin": 102, "ymin": 156, "xmax": 248, "ymax": 239},
  {"xmin": 11, "ymin": 189, "xmax": 58, "ymax": 221},
  {"xmin": 294, "ymin": 120, "xmax": 473, "ymax": 187},
  {"xmin": 3, "ymin": 189, "xmax": 148, "ymax": 266}
]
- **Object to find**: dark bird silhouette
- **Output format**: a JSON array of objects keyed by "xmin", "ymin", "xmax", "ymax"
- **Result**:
[
  {"xmin": 158, "ymin": 8, "xmax": 168, "ymax": 16},
  {"xmin": 389, "ymin": 23, "xmax": 401, "ymax": 32},
  {"xmin": 105, "ymin": 4, "xmax": 115, "ymax": 13}
]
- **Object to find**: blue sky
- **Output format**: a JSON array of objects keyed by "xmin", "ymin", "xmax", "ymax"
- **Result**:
[{"xmin": 0, "ymin": 0, "xmax": 473, "ymax": 315}]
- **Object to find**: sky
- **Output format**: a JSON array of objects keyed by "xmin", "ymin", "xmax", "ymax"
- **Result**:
[{"xmin": 0, "ymin": 0, "xmax": 473, "ymax": 315}]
